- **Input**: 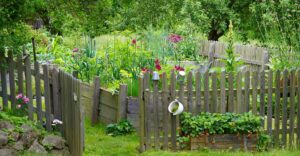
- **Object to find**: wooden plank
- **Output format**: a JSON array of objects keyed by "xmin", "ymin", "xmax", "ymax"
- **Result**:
[
  {"xmin": 138, "ymin": 76, "xmax": 145, "ymax": 152},
  {"xmin": 220, "ymin": 71, "xmax": 226, "ymax": 113},
  {"xmin": 17, "ymin": 55, "xmax": 24, "ymax": 94},
  {"xmin": 228, "ymin": 72, "xmax": 234, "ymax": 112},
  {"xmin": 153, "ymin": 79, "xmax": 160, "ymax": 150},
  {"xmin": 34, "ymin": 61, "xmax": 43, "ymax": 123},
  {"xmin": 244, "ymin": 71, "xmax": 250, "ymax": 112},
  {"xmin": 212, "ymin": 72, "xmax": 217, "ymax": 112},
  {"xmin": 1, "ymin": 68, "xmax": 8, "ymax": 109},
  {"xmin": 274, "ymin": 70, "xmax": 280, "ymax": 147},
  {"xmin": 187, "ymin": 72, "xmax": 193, "ymax": 112},
  {"xmin": 282, "ymin": 69, "xmax": 288, "ymax": 146},
  {"xmin": 52, "ymin": 68, "xmax": 61, "ymax": 120},
  {"xmin": 204, "ymin": 71, "xmax": 209, "ymax": 112},
  {"xmin": 8, "ymin": 51, "xmax": 16, "ymax": 109},
  {"xmin": 297, "ymin": 69, "xmax": 300, "ymax": 146},
  {"xmin": 267, "ymin": 70, "xmax": 273, "ymax": 136},
  {"xmin": 289, "ymin": 70, "xmax": 295, "ymax": 146},
  {"xmin": 251, "ymin": 71, "xmax": 258, "ymax": 115},
  {"xmin": 24, "ymin": 55, "xmax": 33, "ymax": 120},
  {"xmin": 236, "ymin": 71, "xmax": 242, "ymax": 113},
  {"xmin": 43, "ymin": 65, "xmax": 52, "ymax": 131},
  {"xmin": 195, "ymin": 72, "xmax": 202, "ymax": 113},
  {"xmin": 259, "ymin": 70, "xmax": 265, "ymax": 127},
  {"xmin": 117, "ymin": 84, "xmax": 127, "ymax": 121},
  {"xmin": 170, "ymin": 71, "xmax": 177, "ymax": 150},
  {"xmin": 162, "ymin": 73, "xmax": 169, "ymax": 150},
  {"xmin": 92, "ymin": 77, "xmax": 100, "ymax": 125},
  {"xmin": 144, "ymin": 73, "xmax": 151, "ymax": 150}
]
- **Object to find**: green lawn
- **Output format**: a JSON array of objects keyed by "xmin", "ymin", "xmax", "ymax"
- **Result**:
[{"xmin": 84, "ymin": 119, "xmax": 300, "ymax": 156}]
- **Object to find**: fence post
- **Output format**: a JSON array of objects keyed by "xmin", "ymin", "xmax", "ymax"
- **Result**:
[
  {"xmin": 138, "ymin": 76, "xmax": 145, "ymax": 152},
  {"xmin": 43, "ymin": 64, "xmax": 52, "ymax": 131},
  {"xmin": 117, "ymin": 84, "xmax": 127, "ymax": 122},
  {"xmin": 91, "ymin": 76, "xmax": 100, "ymax": 125},
  {"xmin": 208, "ymin": 42, "xmax": 216, "ymax": 64},
  {"xmin": 17, "ymin": 54, "xmax": 23, "ymax": 94},
  {"xmin": 24, "ymin": 54, "xmax": 33, "ymax": 120},
  {"xmin": 1, "ymin": 65, "xmax": 8, "ymax": 109},
  {"xmin": 8, "ymin": 51, "xmax": 16, "ymax": 109},
  {"xmin": 261, "ymin": 50, "xmax": 269, "ymax": 71}
]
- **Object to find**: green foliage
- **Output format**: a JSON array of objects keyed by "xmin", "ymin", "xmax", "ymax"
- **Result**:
[
  {"xmin": 180, "ymin": 112, "xmax": 262, "ymax": 137},
  {"xmin": 105, "ymin": 120, "xmax": 135, "ymax": 137},
  {"xmin": 177, "ymin": 136, "xmax": 190, "ymax": 149},
  {"xmin": 257, "ymin": 133, "xmax": 272, "ymax": 152},
  {"xmin": 224, "ymin": 21, "xmax": 243, "ymax": 72}
]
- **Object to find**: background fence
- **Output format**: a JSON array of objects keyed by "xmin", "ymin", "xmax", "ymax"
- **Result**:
[
  {"xmin": 199, "ymin": 40, "xmax": 269, "ymax": 71},
  {"xmin": 138, "ymin": 70, "xmax": 300, "ymax": 151},
  {"xmin": 0, "ymin": 52, "xmax": 83, "ymax": 156}
]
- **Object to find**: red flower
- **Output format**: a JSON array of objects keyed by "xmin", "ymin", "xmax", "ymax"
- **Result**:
[
  {"xmin": 141, "ymin": 67, "xmax": 148, "ymax": 73},
  {"xmin": 132, "ymin": 39, "xmax": 137, "ymax": 45},
  {"xmin": 174, "ymin": 65, "xmax": 184, "ymax": 71},
  {"xmin": 155, "ymin": 64, "xmax": 161, "ymax": 71}
]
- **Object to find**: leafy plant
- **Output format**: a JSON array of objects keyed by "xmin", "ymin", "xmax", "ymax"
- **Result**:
[
  {"xmin": 257, "ymin": 133, "xmax": 271, "ymax": 151},
  {"xmin": 105, "ymin": 120, "xmax": 135, "ymax": 137},
  {"xmin": 177, "ymin": 136, "xmax": 190, "ymax": 149},
  {"xmin": 180, "ymin": 112, "xmax": 262, "ymax": 137},
  {"xmin": 224, "ymin": 21, "xmax": 243, "ymax": 72}
]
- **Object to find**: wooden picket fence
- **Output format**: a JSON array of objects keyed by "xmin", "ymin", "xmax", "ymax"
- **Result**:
[
  {"xmin": 200, "ymin": 40, "xmax": 269, "ymax": 71},
  {"xmin": 0, "ymin": 52, "xmax": 83, "ymax": 156},
  {"xmin": 139, "ymin": 69, "xmax": 300, "ymax": 151}
]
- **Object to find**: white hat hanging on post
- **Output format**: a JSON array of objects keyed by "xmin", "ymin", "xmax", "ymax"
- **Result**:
[{"xmin": 168, "ymin": 99, "xmax": 184, "ymax": 115}]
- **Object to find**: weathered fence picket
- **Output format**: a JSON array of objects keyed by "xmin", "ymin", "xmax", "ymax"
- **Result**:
[
  {"xmin": 0, "ymin": 54, "xmax": 84, "ymax": 156},
  {"xmin": 138, "ymin": 69, "xmax": 300, "ymax": 151}
]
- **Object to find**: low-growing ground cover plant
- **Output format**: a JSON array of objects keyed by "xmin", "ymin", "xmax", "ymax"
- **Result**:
[{"xmin": 105, "ymin": 120, "xmax": 135, "ymax": 137}]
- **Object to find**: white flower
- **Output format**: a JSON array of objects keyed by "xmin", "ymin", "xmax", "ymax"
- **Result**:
[
  {"xmin": 52, "ymin": 119, "xmax": 63, "ymax": 126},
  {"xmin": 179, "ymin": 71, "xmax": 186, "ymax": 76}
]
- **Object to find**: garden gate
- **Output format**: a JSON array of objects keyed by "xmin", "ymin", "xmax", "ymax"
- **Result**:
[
  {"xmin": 139, "ymin": 69, "xmax": 300, "ymax": 151},
  {"xmin": 0, "ymin": 51, "xmax": 84, "ymax": 156}
]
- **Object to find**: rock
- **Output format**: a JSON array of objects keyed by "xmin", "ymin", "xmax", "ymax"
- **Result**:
[
  {"xmin": 12, "ymin": 141, "xmax": 24, "ymax": 151},
  {"xmin": 21, "ymin": 129, "xmax": 38, "ymax": 148},
  {"xmin": 21, "ymin": 124, "xmax": 33, "ymax": 132},
  {"xmin": 0, "ymin": 148, "xmax": 17, "ymax": 156},
  {"xmin": 10, "ymin": 132, "xmax": 19, "ymax": 142},
  {"xmin": 0, "ymin": 131, "xmax": 8, "ymax": 146},
  {"xmin": 50, "ymin": 148, "xmax": 70, "ymax": 156},
  {"xmin": 0, "ymin": 121, "xmax": 14, "ymax": 131},
  {"xmin": 42, "ymin": 135, "xmax": 65, "ymax": 149},
  {"xmin": 28, "ymin": 140, "xmax": 47, "ymax": 154}
]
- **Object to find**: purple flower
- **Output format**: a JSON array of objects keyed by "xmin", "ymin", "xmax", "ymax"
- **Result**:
[
  {"xmin": 22, "ymin": 97, "xmax": 29, "ymax": 104},
  {"xmin": 16, "ymin": 93, "xmax": 23, "ymax": 100},
  {"xmin": 72, "ymin": 48, "xmax": 79, "ymax": 52},
  {"xmin": 131, "ymin": 39, "xmax": 137, "ymax": 45},
  {"xmin": 168, "ymin": 34, "xmax": 182, "ymax": 43}
]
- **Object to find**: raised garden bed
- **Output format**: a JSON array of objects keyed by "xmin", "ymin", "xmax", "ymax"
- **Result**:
[
  {"xmin": 190, "ymin": 134, "xmax": 258, "ymax": 151},
  {"xmin": 179, "ymin": 112, "xmax": 269, "ymax": 151}
]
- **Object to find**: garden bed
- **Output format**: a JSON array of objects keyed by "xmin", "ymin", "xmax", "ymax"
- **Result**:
[{"xmin": 190, "ymin": 134, "xmax": 258, "ymax": 151}]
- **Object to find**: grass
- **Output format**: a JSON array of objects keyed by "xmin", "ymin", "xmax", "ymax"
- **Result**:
[{"xmin": 84, "ymin": 119, "xmax": 300, "ymax": 156}]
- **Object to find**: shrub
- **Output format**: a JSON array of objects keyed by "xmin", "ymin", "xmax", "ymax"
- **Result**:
[
  {"xmin": 105, "ymin": 120, "xmax": 135, "ymax": 137},
  {"xmin": 180, "ymin": 112, "xmax": 262, "ymax": 137}
]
